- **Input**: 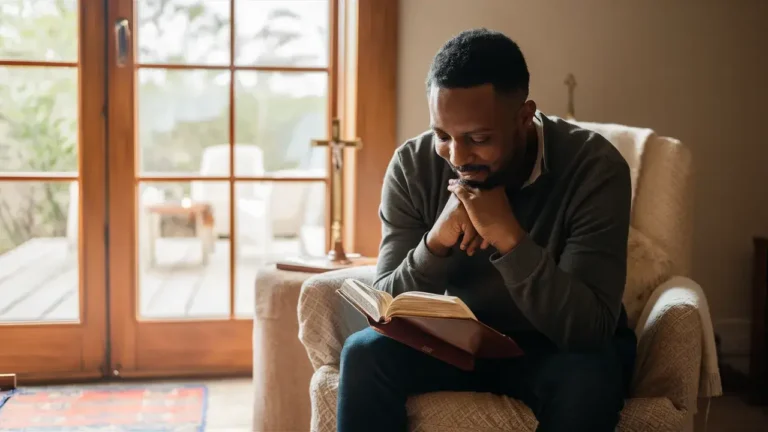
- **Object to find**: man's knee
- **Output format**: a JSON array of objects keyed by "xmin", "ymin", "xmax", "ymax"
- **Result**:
[{"xmin": 340, "ymin": 328, "xmax": 394, "ymax": 376}]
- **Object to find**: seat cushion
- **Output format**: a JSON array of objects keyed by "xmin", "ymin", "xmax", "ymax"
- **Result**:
[
  {"xmin": 407, "ymin": 391, "xmax": 537, "ymax": 432},
  {"xmin": 623, "ymin": 227, "xmax": 674, "ymax": 329},
  {"xmin": 404, "ymin": 391, "xmax": 686, "ymax": 432}
]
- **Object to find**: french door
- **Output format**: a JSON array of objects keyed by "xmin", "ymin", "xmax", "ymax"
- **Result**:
[
  {"xmin": 0, "ymin": 0, "xmax": 339, "ymax": 380},
  {"xmin": 106, "ymin": 0, "xmax": 336, "ymax": 377},
  {"xmin": 0, "ymin": 1, "xmax": 107, "ymax": 380}
]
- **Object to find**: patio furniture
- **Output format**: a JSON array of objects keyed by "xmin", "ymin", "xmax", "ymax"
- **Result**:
[{"xmin": 144, "ymin": 201, "xmax": 215, "ymax": 267}]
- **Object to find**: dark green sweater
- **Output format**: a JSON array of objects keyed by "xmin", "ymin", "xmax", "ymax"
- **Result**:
[{"xmin": 374, "ymin": 113, "xmax": 632, "ymax": 352}]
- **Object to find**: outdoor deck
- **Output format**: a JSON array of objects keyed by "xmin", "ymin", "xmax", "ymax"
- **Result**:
[{"xmin": 0, "ymin": 237, "xmax": 303, "ymax": 323}]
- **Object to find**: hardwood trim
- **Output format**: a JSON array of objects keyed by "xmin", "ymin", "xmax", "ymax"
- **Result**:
[
  {"xmin": 322, "ymin": 0, "xmax": 341, "ymax": 253},
  {"xmin": 229, "ymin": 0, "xmax": 237, "ymax": 318},
  {"xmin": 111, "ymin": 367, "xmax": 251, "ymax": 380},
  {"xmin": 0, "ymin": 0, "xmax": 108, "ymax": 381},
  {"xmin": 133, "ymin": 320, "xmax": 251, "ymax": 371},
  {"xmin": 0, "ymin": 173, "xmax": 79, "ymax": 181},
  {"xmin": 136, "ymin": 175, "xmax": 327, "ymax": 183},
  {"xmin": 107, "ymin": 0, "xmax": 138, "ymax": 372},
  {"xmin": 0, "ymin": 60, "xmax": 78, "ymax": 68},
  {"xmin": 78, "ymin": 0, "xmax": 109, "ymax": 372},
  {"xmin": 350, "ymin": 0, "xmax": 399, "ymax": 257},
  {"xmin": 136, "ymin": 63, "xmax": 328, "ymax": 73}
]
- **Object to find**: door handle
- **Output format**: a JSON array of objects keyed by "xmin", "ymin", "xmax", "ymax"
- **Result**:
[{"xmin": 115, "ymin": 18, "xmax": 131, "ymax": 67}]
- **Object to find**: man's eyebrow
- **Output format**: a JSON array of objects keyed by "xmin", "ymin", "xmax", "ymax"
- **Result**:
[
  {"xmin": 465, "ymin": 128, "xmax": 493, "ymax": 134},
  {"xmin": 431, "ymin": 126, "xmax": 492, "ymax": 134}
]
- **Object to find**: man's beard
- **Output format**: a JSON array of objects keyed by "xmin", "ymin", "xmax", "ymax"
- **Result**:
[
  {"xmin": 453, "ymin": 166, "xmax": 509, "ymax": 190},
  {"xmin": 452, "ymin": 134, "xmax": 537, "ymax": 191}
]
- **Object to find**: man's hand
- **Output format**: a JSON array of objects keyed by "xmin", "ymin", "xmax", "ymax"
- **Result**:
[
  {"xmin": 447, "ymin": 180, "xmax": 526, "ymax": 255},
  {"xmin": 426, "ymin": 192, "xmax": 489, "ymax": 257}
]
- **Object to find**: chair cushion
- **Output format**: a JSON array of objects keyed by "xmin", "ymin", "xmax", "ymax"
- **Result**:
[
  {"xmin": 407, "ymin": 391, "xmax": 537, "ymax": 432},
  {"xmin": 623, "ymin": 227, "xmax": 674, "ymax": 329},
  {"xmin": 404, "ymin": 391, "xmax": 685, "ymax": 432}
]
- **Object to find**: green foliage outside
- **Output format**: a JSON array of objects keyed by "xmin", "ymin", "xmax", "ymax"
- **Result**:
[{"xmin": 0, "ymin": 0, "xmax": 326, "ymax": 255}]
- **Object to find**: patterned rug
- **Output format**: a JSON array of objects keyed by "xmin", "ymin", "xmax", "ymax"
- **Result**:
[{"xmin": 0, "ymin": 383, "xmax": 207, "ymax": 431}]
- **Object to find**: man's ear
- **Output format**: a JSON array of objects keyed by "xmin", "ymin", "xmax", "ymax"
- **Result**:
[{"xmin": 520, "ymin": 100, "xmax": 537, "ymax": 127}]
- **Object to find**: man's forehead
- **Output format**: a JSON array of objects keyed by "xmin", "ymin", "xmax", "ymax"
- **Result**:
[{"xmin": 428, "ymin": 85, "xmax": 498, "ymax": 130}]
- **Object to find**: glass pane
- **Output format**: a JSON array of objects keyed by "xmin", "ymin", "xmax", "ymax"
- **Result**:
[
  {"xmin": 234, "ymin": 181, "xmax": 326, "ymax": 317},
  {"xmin": 235, "ymin": 0, "xmax": 329, "ymax": 67},
  {"xmin": 137, "ymin": 181, "xmax": 230, "ymax": 319},
  {"xmin": 0, "ymin": 67, "xmax": 78, "ymax": 173},
  {"xmin": 139, "ymin": 69, "xmax": 230, "ymax": 176},
  {"xmin": 137, "ymin": 0, "xmax": 231, "ymax": 65},
  {"xmin": 0, "ymin": 1, "xmax": 78, "ymax": 62},
  {"xmin": 0, "ymin": 181, "xmax": 79, "ymax": 323},
  {"xmin": 235, "ymin": 71, "xmax": 327, "ymax": 176}
]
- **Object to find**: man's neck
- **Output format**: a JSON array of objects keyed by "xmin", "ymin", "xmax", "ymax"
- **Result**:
[{"xmin": 504, "ymin": 125, "xmax": 539, "ymax": 192}]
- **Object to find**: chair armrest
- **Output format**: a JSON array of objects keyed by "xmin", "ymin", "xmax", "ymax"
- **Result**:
[
  {"xmin": 298, "ymin": 266, "xmax": 376, "ymax": 370},
  {"xmin": 631, "ymin": 276, "xmax": 714, "ymax": 416}
]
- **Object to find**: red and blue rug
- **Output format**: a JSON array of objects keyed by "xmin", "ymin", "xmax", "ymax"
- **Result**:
[{"xmin": 0, "ymin": 383, "xmax": 207, "ymax": 431}]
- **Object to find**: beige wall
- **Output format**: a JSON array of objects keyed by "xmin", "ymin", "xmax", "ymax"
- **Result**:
[{"xmin": 397, "ymin": 0, "xmax": 768, "ymax": 355}]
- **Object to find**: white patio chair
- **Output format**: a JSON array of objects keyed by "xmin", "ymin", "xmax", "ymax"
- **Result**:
[{"xmin": 191, "ymin": 144, "xmax": 273, "ymax": 259}]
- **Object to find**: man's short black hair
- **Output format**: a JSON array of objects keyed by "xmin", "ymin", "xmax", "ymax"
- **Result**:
[{"xmin": 426, "ymin": 28, "xmax": 529, "ymax": 98}]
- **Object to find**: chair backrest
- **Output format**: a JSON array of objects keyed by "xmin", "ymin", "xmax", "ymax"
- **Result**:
[
  {"xmin": 571, "ymin": 121, "xmax": 694, "ymax": 277},
  {"xmin": 193, "ymin": 144, "xmax": 266, "ymax": 201}
]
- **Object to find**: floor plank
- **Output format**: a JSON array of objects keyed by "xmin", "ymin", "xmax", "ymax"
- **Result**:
[
  {"xmin": 0, "ymin": 236, "xmax": 308, "ymax": 323},
  {"xmin": 0, "ymin": 239, "xmax": 62, "ymax": 284}
]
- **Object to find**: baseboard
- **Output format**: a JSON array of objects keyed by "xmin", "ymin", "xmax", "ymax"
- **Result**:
[{"xmin": 715, "ymin": 318, "xmax": 751, "ymax": 357}]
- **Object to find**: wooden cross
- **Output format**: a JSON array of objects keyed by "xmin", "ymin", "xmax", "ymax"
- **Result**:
[
  {"xmin": 564, "ymin": 73, "xmax": 577, "ymax": 120},
  {"xmin": 311, "ymin": 118, "xmax": 363, "ymax": 263}
]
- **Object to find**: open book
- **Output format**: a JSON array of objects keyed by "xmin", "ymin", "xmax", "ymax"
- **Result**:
[{"xmin": 337, "ymin": 279, "xmax": 524, "ymax": 371}]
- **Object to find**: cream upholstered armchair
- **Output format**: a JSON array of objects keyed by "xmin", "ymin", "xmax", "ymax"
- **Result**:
[{"xmin": 298, "ymin": 122, "xmax": 722, "ymax": 431}]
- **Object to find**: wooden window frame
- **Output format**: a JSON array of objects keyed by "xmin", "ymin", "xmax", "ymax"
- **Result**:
[{"xmin": 341, "ymin": 0, "xmax": 399, "ymax": 258}]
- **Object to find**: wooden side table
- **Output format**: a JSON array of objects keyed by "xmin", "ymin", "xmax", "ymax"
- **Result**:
[
  {"xmin": 750, "ymin": 236, "xmax": 768, "ymax": 404},
  {"xmin": 145, "ymin": 201, "xmax": 215, "ymax": 267}
]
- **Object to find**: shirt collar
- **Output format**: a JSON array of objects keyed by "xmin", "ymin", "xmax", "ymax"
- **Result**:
[{"xmin": 522, "ymin": 111, "xmax": 545, "ymax": 188}]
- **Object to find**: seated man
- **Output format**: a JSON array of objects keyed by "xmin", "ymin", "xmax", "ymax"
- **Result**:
[{"xmin": 338, "ymin": 28, "xmax": 637, "ymax": 432}]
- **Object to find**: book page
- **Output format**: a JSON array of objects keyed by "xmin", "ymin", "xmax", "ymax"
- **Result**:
[
  {"xmin": 339, "ymin": 279, "xmax": 393, "ymax": 322},
  {"xmin": 386, "ymin": 291, "xmax": 477, "ymax": 321}
]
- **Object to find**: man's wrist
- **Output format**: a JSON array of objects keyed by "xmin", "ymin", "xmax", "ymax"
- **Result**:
[
  {"xmin": 494, "ymin": 220, "xmax": 526, "ymax": 255},
  {"xmin": 426, "ymin": 231, "xmax": 452, "ymax": 257}
]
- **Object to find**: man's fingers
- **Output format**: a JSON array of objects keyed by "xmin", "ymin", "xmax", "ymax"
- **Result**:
[
  {"xmin": 467, "ymin": 235, "xmax": 484, "ymax": 256},
  {"xmin": 460, "ymin": 225, "xmax": 477, "ymax": 250},
  {"xmin": 480, "ymin": 239, "xmax": 490, "ymax": 250},
  {"xmin": 448, "ymin": 183, "xmax": 472, "ymax": 202}
]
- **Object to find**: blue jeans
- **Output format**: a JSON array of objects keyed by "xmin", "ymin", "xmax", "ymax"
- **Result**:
[{"xmin": 337, "ymin": 328, "xmax": 636, "ymax": 432}]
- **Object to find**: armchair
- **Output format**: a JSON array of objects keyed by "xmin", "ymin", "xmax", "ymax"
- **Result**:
[{"xmin": 298, "ymin": 124, "xmax": 721, "ymax": 431}]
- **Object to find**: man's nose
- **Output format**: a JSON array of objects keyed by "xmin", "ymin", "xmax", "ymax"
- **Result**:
[{"xmin": 449, "ymin": 139, "xmax": 473, "ymax": 167}]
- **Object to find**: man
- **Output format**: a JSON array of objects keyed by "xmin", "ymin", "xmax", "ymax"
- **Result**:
[{"xmin": 337, "ymin": 28, "xmax": 637, "ymax": 432}]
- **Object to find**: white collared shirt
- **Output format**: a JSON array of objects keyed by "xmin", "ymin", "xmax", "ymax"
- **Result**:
[{"xmin": 522, "ymin": 111, "xmax": 545, "ymax": 188}]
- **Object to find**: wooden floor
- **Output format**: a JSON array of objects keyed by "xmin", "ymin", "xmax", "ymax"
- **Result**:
[{"xmin": 0, "ymin": 236, "xmax": 305, "ymax": 323}]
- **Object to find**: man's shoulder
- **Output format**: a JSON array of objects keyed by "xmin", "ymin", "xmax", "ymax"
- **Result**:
[
  {"xmin": 392, "ymin": 130, "xmax": 443, "ymax": 176},
  {"xmin": 541, "ymin": 114, "xmax": 629, "ymax": 177},
  {"xmin": 395, "ymin": 130, "xmax": 437, "ymax": 161}
]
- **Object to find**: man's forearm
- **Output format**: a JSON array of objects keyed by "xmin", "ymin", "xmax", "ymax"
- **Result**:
[
  {"xmin": 491, "ymin": 236, "xmax": 624, "ymax": 350},
  {"xmin": 374, "ymin": 233, "xmax": 456, "ymax": 296}
]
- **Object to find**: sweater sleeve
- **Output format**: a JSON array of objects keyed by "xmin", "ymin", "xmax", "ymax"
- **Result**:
[
  {"xmin": 490, "ymin": 160, "xmax": 632, "ymax": 351},
  {"xmin": 373, "ymin": 151, "xmax": 456, "ymax": 296}
]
